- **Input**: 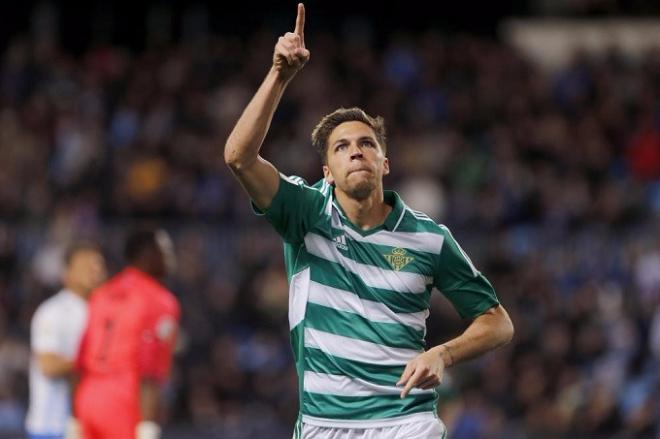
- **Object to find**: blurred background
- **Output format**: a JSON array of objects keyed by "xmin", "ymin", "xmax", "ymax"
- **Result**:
[{"xmin": 1, "ymin": 0, "xmax": 660, "ymax": 437}]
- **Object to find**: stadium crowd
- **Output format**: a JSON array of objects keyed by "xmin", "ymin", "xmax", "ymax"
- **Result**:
[{"xmin": 0, "ymin": 24, "xmax": 659, "ymax": 438}]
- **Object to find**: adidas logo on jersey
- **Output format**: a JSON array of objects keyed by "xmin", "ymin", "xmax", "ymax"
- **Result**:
[{"xmin": 333, "ymin": 234, "xmax": 348, "ymax": 250}]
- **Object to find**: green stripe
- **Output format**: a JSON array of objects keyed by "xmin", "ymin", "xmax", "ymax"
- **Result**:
[
  {"xmin": 283, "ymin": 242, "xmax": 307, "ymax": 282},
  {"xmin": 302, "ymin": 391, "xmax": 437, "ymax": 420},
  {"xmin": 291, "ymin": 322, "xmax": 305, "ymax": 365},
  {"xmin": 304, "ymin": 347, "xmax": 405, "ymax": 386},
  {"xmin": 305, "ymin": 303, "xmax": 425, "ymax": 350},
  {"xmin": 395, "ymin": 211, "xmax": 444, "ymax": 234},
  {"xmin": 309, "ymin": 229, "xmax": 436, "ymax": 275},
  {"xmin": 309, "ymin": 254, "xmax": 432, "ymax": 314}
]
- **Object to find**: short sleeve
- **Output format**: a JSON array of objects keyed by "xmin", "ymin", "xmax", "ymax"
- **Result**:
[
  {"xmin": 31, "ymin": 306, "xmax": 63, "ymax": 354},
  {"xmin": 138, "ymin": 300, "xmax": 180, "ymax": 382},
  {"xmin": 252, "ymin": 174, "xmax": 327, "ymax": 244},
  {"xmin": 433, "ymin": 226, "xmax": 499, "ymax": 319}
]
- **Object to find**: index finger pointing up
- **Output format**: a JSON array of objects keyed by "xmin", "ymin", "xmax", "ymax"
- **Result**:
[{"xmin": 295, "ymin": 3, "xmax": 305, "ymax": 42}]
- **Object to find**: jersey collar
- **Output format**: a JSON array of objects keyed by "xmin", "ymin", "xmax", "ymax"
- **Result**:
[
  {"xmin": 331, "ymin": 189, "xmax": 406, "ymax": 235},
  {"xmin": 382, "ymin": 191, "xmax": 406, "ymax": 232},
  {"xmin": 123, "ymin": 266, "xmax": 162, "ymax": 289},
  {"xmin": 61, "ymin": 288, "xmax": 87, "ymax": 304}
]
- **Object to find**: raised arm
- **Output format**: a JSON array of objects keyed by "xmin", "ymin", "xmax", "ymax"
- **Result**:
[{"xmin": 224, "ymin": 3, "xmax": 310, "ymax": 210}]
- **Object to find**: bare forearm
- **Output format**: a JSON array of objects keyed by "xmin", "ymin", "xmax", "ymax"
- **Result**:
[
  {"xmin": 140, "ymin": 380, "xmax": 160, "ymax": 421},
  {"xmin": 69, "ymin": 374, "xmax": 79, "ymax": 415},
  {"xmin": 224, "ymin": 68, "xmax": 289, "ymax": 169},
  {"xmin": 223, "ymin": 4, "xmax": 309, "ymax": 210},
  {"xmin": 38, "ymin": 353, "xmax": 74, "ymax": 378},
  {"xmin": 432, "ymin": 305, "xmax": 514, "ymax": 367}
]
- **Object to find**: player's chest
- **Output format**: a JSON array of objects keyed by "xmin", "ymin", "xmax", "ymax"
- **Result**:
[
  {"xmin": 311, "ymin": 225, "xmax": 435, "ymax": 277},
  {"xmin": 93, "ymin": 295, "xmax": 146, "ymax": 334}
]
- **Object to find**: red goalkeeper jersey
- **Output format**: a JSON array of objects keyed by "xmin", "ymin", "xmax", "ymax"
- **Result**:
[{"xmin": 75, "ymin": 267, "xmax": 180, "ymax": 438}]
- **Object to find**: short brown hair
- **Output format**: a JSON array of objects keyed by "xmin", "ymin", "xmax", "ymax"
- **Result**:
[
  {"xmin": 64, "ymin": 241, "xmax": 101, "ymax": 266},
  {"xmin": 311, "ymin": 107, "xmax": 387, "ymax": 163}
]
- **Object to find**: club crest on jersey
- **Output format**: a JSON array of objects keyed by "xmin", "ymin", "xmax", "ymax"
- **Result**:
[{"xmin": 384, "ymin": 247, "xmax": 414, "ymax": 271}]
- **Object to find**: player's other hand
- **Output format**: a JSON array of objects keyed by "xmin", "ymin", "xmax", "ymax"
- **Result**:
[
  {"xmin": 396, "ymin": 346, "xmax": 448, "ymax": 398},
  {"xmin": 136, "ymin": 420, "xmax": 161, "ymax": 439},
  {"xmin": 64, "ymin": 417, "xmax": 81, "ymax": 439},
  {"xmin": 273, "ymin": 3, "xmax": 310, "ymax": 82}
]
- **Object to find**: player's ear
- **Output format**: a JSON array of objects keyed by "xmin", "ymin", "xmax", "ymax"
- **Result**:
[
  {"xmin": 383, "ymin": 157, "xmax": 390, "ymax": 176},
  {"xmin": 323, "ymin": 165, "xmax": 335, "ymax": 184}
]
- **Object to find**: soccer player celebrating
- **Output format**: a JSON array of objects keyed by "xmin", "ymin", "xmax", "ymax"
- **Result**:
[
  {"xmin": 224, "ymin": 4, "xmax": 515, "ymax": 438},
  {"xmin": 73, "ymin": 229, "xmax": 180, "ymax": 439},
  {"xmin": 26, "ymin": 242, "xmax": 106, "ymax": 439}
]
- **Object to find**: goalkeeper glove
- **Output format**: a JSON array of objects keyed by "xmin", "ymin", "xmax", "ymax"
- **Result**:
[{"xmin": 136, "ymin": 420, "xmax": 161, "ymax": 439}]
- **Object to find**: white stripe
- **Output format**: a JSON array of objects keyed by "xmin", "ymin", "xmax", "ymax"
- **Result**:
[
  {"xmin": 282, "ymin": 174, "xmax": 327, "ymax": 197},
  {"xmin": 304, "ymin": 371, "xmax": 433, "ymax": 397},
  {"xmin": 332, "ymin": 202, "xmax": 346, "ymax": 218},
  {"xmin": 324, "ymin": 193, "xmax": 333, "ymax": 216},
  {"xmin": 304, "ymin": 233, "xmax": 432, "ymax": 293},
  {"xmin": 439, "ymin": 225, "xmax": 480, "ymax": 277},
  {"xmin": 342, "ymin": 227, "xmax": 444, "ymax": 255},
  {"xmin": 406, "ymin": 207, "xmax": 436, "ymax": 223},
  {"xmin": 302, "ymin": 412, "xmax": 439, "ymax": 429},
  {"xmin": 321, "ymin": 179, "xmax": 331, "ymax": 195},
  {"xmin": 284, "ymin": 174, "xmax": 305, "ymax": 186},
  {"xmin": 454, "ymin": 240, "xmax": 479, "ymax": 277},
  {"xmin": 308, "ymin": 281, "xmax": 428, "ymax": 331},
  {"xmin": 304, "ymin": 327, "xmax": 421, "ymax": 365},
  {"xmin": 392, "ymin": 207, "xmax": 406, "ymax": 232},
  {"xmin": 411, "ymin": 209, "xmax": 432, "ymax": 218},
  {"xmin": 289, "ymin": 268, "xmax": 311, "ymax": 329}
]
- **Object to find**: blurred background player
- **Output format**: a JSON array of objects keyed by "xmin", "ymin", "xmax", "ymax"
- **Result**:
[
  {"xmin": 26, "ymin": 242, "xmax": 106, "ymax": 439},
  {"xmin": 73, "ymin": 229, "xmax": 180, "ymax": 439}
]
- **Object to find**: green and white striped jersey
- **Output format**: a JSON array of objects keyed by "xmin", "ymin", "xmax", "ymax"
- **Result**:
[{"xmin": 255, "ymin": 174, "xmax": 499, "ymax": 428}]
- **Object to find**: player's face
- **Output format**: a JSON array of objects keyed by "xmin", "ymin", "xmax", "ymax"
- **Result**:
[
  {"xmin": 64, "ymin": 249, "xmax": 107, "ymax": 296},
  {"xmin": 323, "ymin": 121, "xmax": 389, "ymax": 201}
]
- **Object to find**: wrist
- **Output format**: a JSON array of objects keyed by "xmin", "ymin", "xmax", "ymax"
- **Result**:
[
  {"xmin": 435, "ymin": 344, "xmax": 454, "ymax": 368},
  {"xmin": 268, "ymin": 65, "xmax": 293, "ymax": 86},
  {"xmin": 136, "ymin": 420, "xmax": 161, "ymax": 439}
]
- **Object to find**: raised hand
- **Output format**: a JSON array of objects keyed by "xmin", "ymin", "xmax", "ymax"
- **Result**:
[{"xmin": 273, "ymin": 3, "xmax": 310, "ymax": 82}]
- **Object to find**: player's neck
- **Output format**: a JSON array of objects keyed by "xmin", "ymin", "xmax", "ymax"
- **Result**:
[
  {"xmin": 130, "ymin": 263, "xmax": 162, "ymax": 282},
  {"xmin": 335, "ymin": 187, "xmax": 392, "ymax": 231},
  {"xmin": 66, "ymin": 286, "xmax": 89, "ymax": 301}
]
